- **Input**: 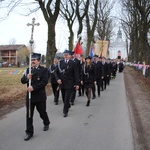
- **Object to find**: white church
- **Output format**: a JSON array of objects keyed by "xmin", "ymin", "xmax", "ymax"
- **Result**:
[{"xmin": 109, "ymin": 29, "xmax": 127, "ymax": 60}]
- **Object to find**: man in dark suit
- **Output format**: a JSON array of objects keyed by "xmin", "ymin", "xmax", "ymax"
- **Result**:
[
  {"xmin": 70, "ymin": 52, "xmax": 80, "ymax": 105},
  {"xmin": 78, "ymin": 55, "xmax": 85, "ymax": 96},
  {"xmin": 93, "ymin": 55, "xmax": 104, "ymax": 97},
  {"xmin": 106, "ymin": 58, "xmax": 113, "ymax": 85},
  {"xmin": 48, "ymin": 56, "xmax": 60, "ymax": 105},
  {"xmin": 21, "ymin": 53, "xmax": 50, "ymax": 141},
  {"xmin": 92, "ymin": 55, "xmax": 98, "ymax": 99},
  {"xmin": 54, "ymin": 50, "xmax": 79, "ymax": 117},
  {"xmin": 101, "ymin": 56, "xmax": 108, "ymax": 90}
]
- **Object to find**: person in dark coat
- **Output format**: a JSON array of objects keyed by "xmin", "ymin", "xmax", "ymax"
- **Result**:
[
  {"xmin": 70, "ymin": 52, "xmax": 81, "ymax": 105},
  {"xmin": 101, "ymin": 57, "xmax": 108, "ymax": 90},
  {"xmin": 21, "ymin": 53, "xmax": 50, "ymax": 141},
  {"xmin": 93, "ymin": 55, "xmax": 104, "ymax": 97},
  {"xmin": 118, "ymin": 60, "xmax": 124, "ymax": 72},
  {"xmin": 48, "ymin": 56, "xmax": 60, "ymax": 105},
  {"xmin": 54, "ymin": 50, "xmax": 79, "ymax": 117},
  {"xmin": 81, "ymin": 56, "xmax": 96, "ymax": 106},
  {"xmin": 91, "ymin": 55, "xmax": 97, "ymax": 99},
  {"xmin": 78, "ymin": 55, "xmax": 85, "ymax": 96},
  {"xmin": 106, "ymin": 58, "xmax": 113, "ymax": 85},
  {"xmin": 112, "ymin": 59, "xmax": 118, "ymax": 79}
]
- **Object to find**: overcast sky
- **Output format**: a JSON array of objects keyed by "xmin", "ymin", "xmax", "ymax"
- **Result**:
[{"xmin": 0, "ymin": 2, "xmax": 69, "ymax": 54}]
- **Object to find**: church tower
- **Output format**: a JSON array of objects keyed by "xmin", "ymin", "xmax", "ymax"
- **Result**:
[
  {"xmin": 117, "ymin": 28, "xmax": 122, "ymax": 39},
  {"xmin": 109, "ymin": 28, "xmax": 127, "ymax": 60}
]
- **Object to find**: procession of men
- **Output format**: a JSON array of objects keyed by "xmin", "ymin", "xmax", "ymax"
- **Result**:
[
  {"xmin": 48, "ymin": 50, "xmax": 124, "ymax": 115},
  {"xmin": 21, "ymin": 50, "xmax": 124, "ymax": 141}
]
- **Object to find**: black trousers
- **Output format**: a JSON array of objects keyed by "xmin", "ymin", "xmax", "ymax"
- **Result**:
[
  {"xmin": 61, "ymin": 89, "xmax": 72, "ymax": 115},
  {"xmin": 51, "ymin": 83, "xmax": 59, "ymax": 103},
  {"xmin": 70, "ymin": 88, "xmax": 76, "ymax": 103},
  {"xmin": 92, "ymin": 84, "xmax": 96, "ymax": 97},
  {"xmin": 106, "ymin": 75, "xmax": 111, "ymax": 85},
  {"xmin": 26, "ymin": 100, "xmax": 50, "ymax": 135},
  {"xmin": 101, "ymin": 77, "xmax": 107, "ymax": 90},
  {"xmin": 78, "ymin": 84, "xmax": 84, "ymax": 95},
  {"xmin": 97, "ymin": 84, "xmax": 100, "ymax": 96}
]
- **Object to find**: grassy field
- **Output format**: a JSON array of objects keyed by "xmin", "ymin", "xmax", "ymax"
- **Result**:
[
  {"xmin": 0, "ymin": 67, "xmax": 27, "ymax": 109},
  {"xmin": 0, "ymin": 67, "xmax": 52, "ymax": 117}
]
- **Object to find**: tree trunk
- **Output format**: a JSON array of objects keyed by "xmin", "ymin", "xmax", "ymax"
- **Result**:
[
  {"xmin": 86, "ymin": 35, "xmax": 93, "ymax": 56},
  {"xmin": 68, "ymin": 30, "xmax": 74, "ymax": 51},
  {"xmin": 46, "ymin": 23, "xmax": 57, "ymax": 67}
]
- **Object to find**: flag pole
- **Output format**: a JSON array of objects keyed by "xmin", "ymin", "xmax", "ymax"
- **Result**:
[
  {"xmin": 72, "ymin": 35, "xmax": 82, "ymax": 58},
  {"xmin": 27, "ymin": 18, "xmax": 40, "ymax": 118},
  {"xmin": 72, "ymin": 35, "xmax": 82, "ymax": 52}
]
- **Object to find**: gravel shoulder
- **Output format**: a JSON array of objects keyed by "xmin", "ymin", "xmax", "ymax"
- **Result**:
[{"xmin": 124, "ymin": 66, "xmax": 150, "ymax": 150}]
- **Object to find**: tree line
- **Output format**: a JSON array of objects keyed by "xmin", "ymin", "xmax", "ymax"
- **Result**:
[
  {"xmin": 0, "ymin": 0, "xmax": 149, "ymax": 67},
  {"xmin": 120, "ymin": 0, "xmax": 150, "ymax": 64}
]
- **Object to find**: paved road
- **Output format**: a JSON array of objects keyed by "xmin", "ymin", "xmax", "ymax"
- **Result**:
[{"xmin": 0, "ymin": 73, "xmax": 134, "ymax": 150}]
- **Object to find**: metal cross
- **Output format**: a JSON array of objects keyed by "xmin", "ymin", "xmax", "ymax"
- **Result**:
[{"xmin": 27, "ymin": 17, "xmax": 40, "ymax": 46}]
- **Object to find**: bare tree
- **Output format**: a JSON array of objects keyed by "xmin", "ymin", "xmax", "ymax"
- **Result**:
[
  {"xmin": 35, "ymin": 0, "xmax": 60, "ymax": 67},
  {"xmin": 75, "ymin": 0, "xmax": 90, "ymax": 37},
  {"xmin": 85, "ymin": 0, "xmax": 98, "ymax": 56},
  {"xmin": 0, "ymin": 0, "xmax": 24, "ymax": 21},
  {"xmin": 96, "ymin": 0, "xmax": 114, "ymax": 41},
  {"xmin": 59, "ymin": 0, "xmax": 91, "ymax": 53},
  {"xmin": 120, "ymin": 0, "xmax": 150, "ymax": 64},
  {"xmin": 60, "ymin": 0, "xmax": 76, "ymax": 51},
  {"xmin": 9, "ymin": 38, "xmax": 16, "ymax": 45}
]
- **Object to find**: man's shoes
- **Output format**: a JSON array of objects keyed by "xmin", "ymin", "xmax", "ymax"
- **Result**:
[
  {"xmin": 69, "ymin": 103, "xmax": 71, "ymax": 108},
  {"xmin": 63, "ymin": 114, "xmax": 68, "ymax": 117},
  {"xmin": 71, "ymin": 102, "xmax": 74, "ymax": 105},
  {"xmin": 24, "ymin": 134, "xmax": 33, "ymax": 141},
  {"xmin": 98, "ymin": 94, "xmax": 100, "ymax": 97},
  {"xmin": 43, "ymin": 125, "xmax": 49, "ymax": 131},
  {"xmin": 86, "ymin": 100, "xmax": 90, "ymax": 107},
  {"xmin": 55, "ymin": 102, "xmax": 58, "ymax": 105},
  {"xmin": 92, "ymin": 96, "xmax": 96, "ymax": 99}
]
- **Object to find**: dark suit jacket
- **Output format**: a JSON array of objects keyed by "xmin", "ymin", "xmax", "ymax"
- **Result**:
[
  {"xmin": 54, "ymin": 59, "xmax": 79, "ymax": 89},
  {"xmin": 72, "ymin": 58, "xmax": 81, "ymax": 79},
  {"xmin": 107, "ymin": 62, "xmax": 113, "ymax": 76},
  {"xmin": 93, "ymin": 61, "xmax": 104, "ymax": 81},
  {"xmin": 101, "ymin": 62, "xmax": 108, "ymax": 77},
  {"xmin": 21, "ymin": 65, "xmax": 48, "ymax": 102},
  {"xmin": 81, "ymin": 63, "xmax": 96, "ymax": 88},
  {"xmin": 48, "ymin": 64, "xmax": 58, "ymax": 84}
]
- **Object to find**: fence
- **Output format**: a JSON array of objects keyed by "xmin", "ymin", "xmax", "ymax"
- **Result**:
[{"xmin": 126, "ymin": 62, "xmax": 150, "ymax": 78}]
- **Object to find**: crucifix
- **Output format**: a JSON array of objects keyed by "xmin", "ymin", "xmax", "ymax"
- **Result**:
[
  {"xmin": 27, "ymin": 17, "xmax": 40, "ymax": 47},
  {"xmin": 27, "ymin": 18, "xmax": 40, "ymax": 118}
]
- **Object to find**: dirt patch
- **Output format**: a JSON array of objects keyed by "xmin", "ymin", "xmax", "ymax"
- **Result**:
[{"xmin": 124, "ymin": 66, "xmax": 150, "ymax": 150}]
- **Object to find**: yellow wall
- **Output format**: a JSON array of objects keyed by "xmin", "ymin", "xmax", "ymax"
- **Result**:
[{"xmin": 95, "ymin": 40, "xmax": 109, "ymax": 58}]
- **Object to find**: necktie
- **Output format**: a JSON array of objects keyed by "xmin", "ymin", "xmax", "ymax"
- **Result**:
[{"xmin": 31, "ymin": 67, "xmax": 36, "ymax": 74}]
